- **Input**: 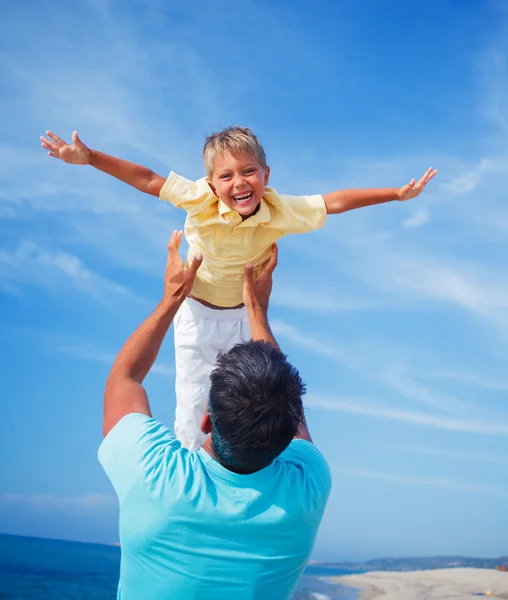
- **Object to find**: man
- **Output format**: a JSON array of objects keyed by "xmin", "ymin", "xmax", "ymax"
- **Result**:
[{"xmin": 99, "ymin": 231, "xmax": 332, "ymax": 600}]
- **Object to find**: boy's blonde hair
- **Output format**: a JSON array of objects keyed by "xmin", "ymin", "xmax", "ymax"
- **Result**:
[{"xmin": 203, "ymin": 126, "xmax": 267, "ymax": 179}]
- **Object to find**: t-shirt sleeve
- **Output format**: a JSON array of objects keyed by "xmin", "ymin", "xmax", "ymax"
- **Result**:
[
  {"xmin": 280, "ymin": 440, "xmax": 332, "ymax": 508},
  {"xmin": 159, "ymin": 172, "xmax": 216, "ymax": 218},
  {"xmin": 276, "ymin": 193, "xmax": 327, "ymax": 234},
  {"xmin": 98, "ymin": 413, "xmax": 180, "ymax": 504}
]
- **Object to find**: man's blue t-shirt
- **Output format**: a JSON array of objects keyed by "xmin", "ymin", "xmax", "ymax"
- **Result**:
[{"xmin": 98, "ymin": 413, "xmax": 331, "ymax": 600}]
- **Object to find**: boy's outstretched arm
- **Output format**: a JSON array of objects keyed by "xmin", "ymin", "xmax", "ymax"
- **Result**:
[
  {"xmin": 40, "ymin": 131, "xmax": 166, "ymax": 197},
  {"xmin": 323, "ymin": 167, "xmax": 437, "ymax": 214}
]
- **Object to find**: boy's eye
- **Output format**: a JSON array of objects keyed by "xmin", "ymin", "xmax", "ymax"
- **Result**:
[
  {"xmin": 244, "ymin": 169, "xmax": 255, "ymax": 175},
  {"xmin": 220, "ymin": 174, "xmax": 232, "ymax": 180}
]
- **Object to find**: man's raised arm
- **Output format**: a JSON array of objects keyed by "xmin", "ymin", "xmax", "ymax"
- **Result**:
[
  {"xmin": 242, "ymin": 245, "xmax": 312, "ymax": 443},
  {"xmin": 40, "ymin": 130, "xmax": 166, "ymax": 197},
  {"xmin": 242, "ymin": 245, "xmax": 279, "ymax": 349},
  {"xmin": 103, "ymin": 231, "xmax": 202, "ymax": 437}
]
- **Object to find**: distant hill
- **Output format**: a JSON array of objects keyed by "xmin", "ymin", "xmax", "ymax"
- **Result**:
[{"xmin": 314, "ymin": 556, "xmax": 508, "ymax": 573}]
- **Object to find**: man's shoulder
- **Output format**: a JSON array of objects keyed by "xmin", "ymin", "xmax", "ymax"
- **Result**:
[
  {"xmin": 276, "ymin": 441, "xmax": 332, "ymax": 509},
  {"xmin": 281, "ymin": 439, "xmax": 329, "ymax": 464},
  {"xmin": 99, "ymin": 414, "xmax": 190, "ymax": 502}
]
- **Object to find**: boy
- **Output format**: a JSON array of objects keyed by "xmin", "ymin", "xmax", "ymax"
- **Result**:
[{"xmin": 40, "ymin": 126, "xmax": 437, "ymax": 449}]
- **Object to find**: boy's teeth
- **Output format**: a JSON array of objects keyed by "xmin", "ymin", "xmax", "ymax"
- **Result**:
[{"xmin": 234, "ymin": 192, "xmax": 252, "ymax": 201}]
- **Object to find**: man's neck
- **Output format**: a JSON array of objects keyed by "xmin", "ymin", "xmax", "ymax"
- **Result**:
[{"xmin": 201, "ymin": 438, "xmax": 263, "ymax": 475}]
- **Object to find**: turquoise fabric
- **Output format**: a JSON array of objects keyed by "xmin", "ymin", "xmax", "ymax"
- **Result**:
[{"xmin": 99, "ymin": 413, "xmax": 331, "ymax": 600}]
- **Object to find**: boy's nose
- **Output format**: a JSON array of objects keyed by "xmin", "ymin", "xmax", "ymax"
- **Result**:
[{"xmin": 233, "ymin": 175, "xmax": 246, "ymax": 187}]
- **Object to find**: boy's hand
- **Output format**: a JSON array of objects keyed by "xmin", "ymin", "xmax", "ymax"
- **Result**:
[
  {"xmin": 163, "ymin": 231, "xmax": 202, "ymax": 305},
  {"xmin": 397, "ymin": 167, "xmax": 438, "ymax": 201},
  {"xmin": 243, "ymin": 244, "xmax": 278, "ymax": 315},
  {"xmin": 40, "ymin": 130, "xmax": 91, "ymax": 165}
]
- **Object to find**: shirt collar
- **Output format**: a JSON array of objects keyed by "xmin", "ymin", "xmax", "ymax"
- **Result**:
[
  {"xmin": 217, "ymin": 196, "xmax": 271, "ymax": 226},
  {"xmin": 218, "ymin": 198, "xmax": 232, "ymax": 216}
]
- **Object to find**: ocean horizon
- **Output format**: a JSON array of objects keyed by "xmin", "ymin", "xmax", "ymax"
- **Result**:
[{"xmin": 0, "ymin": 533, "xmax": 360, "ymax": 599}]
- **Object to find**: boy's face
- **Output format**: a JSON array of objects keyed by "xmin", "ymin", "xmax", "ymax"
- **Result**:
[{"xmin": 208, "ymin": 151, "xmax": 270, "ymax": 218}]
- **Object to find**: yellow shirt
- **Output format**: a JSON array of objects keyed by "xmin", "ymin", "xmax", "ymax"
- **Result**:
[{"xmin": 159, "ymin": 172, "xmax": 327, "ymax": 307}]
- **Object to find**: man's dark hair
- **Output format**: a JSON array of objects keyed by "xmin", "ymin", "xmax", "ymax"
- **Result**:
[{"xmin": 208, "ymin": 340, "xmax": 305, "ymax": 470}]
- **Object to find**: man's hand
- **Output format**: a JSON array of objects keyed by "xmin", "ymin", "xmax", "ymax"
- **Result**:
[
  {"xmin": 163, "ymin": 231, "xmax": 202, "ymax": 305},
  {"xmin": 397, "ymin": 167, "xmax": 438, "ymax": 201},
  {"xmin": 40, "ymin": 130, "xmax": 91, "ymax": 164},
  {"xmin": 243, "ymin": 244, "xmax": 278, "ymax": 315}
]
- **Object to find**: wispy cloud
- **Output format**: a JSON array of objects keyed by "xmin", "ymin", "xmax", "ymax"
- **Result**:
[
  {"xmin": 438, "ymin": 158, "xmax": 499, "ymax": 196},
  {"xmin": 271, "ymin": 283, "xmax": 378, "ymax": 312},
  {"xmin": 401, "ymin": 445, "xmax": 508, "ymax": 466},
  {"xmin": 424, "ymin": 369, "xmax": 508, "ymax": 393},
  {"xmin": 0, "ymin": 241, "xmax": 140, "ymax": 304},
  {"xmin": 332, "ymin": 465, "xmax": 508, "ymax": 496},
  {"xmin": 476, "ymin": 39, "xmax": 508, "ymax": 133},
  {"xmin": 272, "ymin": 321, "xmax": 476, "ymax": 417},
  {"xmin": 56, "ymin": 342, "xmax": 174, "ymax": 376},
  {"xmin": 341, "ymin": 249, "xmax": 508, "ymax": 333},
  {"xmin": 307, "ymin": 395, "xmax": 508, "ymax": 435},
  {"xmin": 402, "ymin": 209, "xmax": 430, "ymax": 229}
]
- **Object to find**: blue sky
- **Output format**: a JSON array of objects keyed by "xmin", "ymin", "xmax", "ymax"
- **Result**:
[{"xmin": 1, "ymin": 0, "xmax": 508, "ymax": 562}]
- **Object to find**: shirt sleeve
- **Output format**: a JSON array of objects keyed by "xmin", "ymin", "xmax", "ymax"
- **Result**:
[
  {"xmin": 279, "ymin": 440, "xmax": 332, "ymax": 509},
  {"xmin": 273, "ymin": 192, "xmax": 327, "ymax": 234},
  {"xmin": 98, "ymin": 413, "xmax": 180, "ymax": 504},
  {"xmin": 159, "ymin": 172, "xmax": 217, "ymax": 218}
]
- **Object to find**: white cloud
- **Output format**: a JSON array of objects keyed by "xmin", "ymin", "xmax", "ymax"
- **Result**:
[
  {"xmin": 438, "ymin": 158, "xmax": 498, "ymax": 196},
  {"xmin": 56, "ymin": 342, "xmax": 174, "ymax": 376},
  {"xmin": 271, "ymin": 282, "xmax": 378, "ymax": 312},
  {"xmin": 307, "ymin": 395, "xmax": 508, "ymax": 435},
  {"xmin": 273, "ymin": 321, "xmax": 476, "ymax": 417},
  {"xmin": 341, "ymin": 248, "xmax": 508, "ymax": 333},
  {"xmin": 0, "ymin": 241, "xmax": 140, "ymax": 304},
  {"xmin": 401, "ymin": 445, "xmax": 508, "ymax": 466},
  {"xmin": 424, "ymin": 369, "xmax": 508, "ymax": 393},
  {"xmin": 401, "ymin": 208, "xmax": 430, "ymax": 229},
  {"xmin": 332, "ymin": 466, "xmax": 508, "ymax": 497},
  {"xmin": 476, "ymin": 44, "xmax": 508, "ymax": 133}
]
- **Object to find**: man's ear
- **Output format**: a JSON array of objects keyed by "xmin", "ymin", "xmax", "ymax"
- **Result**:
[
  {"xmin": 200, "ymin": 412, "xmax": 212, "ymax": 435},
  {"xmin": 264, "ymin": 166, "xmax": 271, "ymax": 186},
  {"xmin": 206, "ymin": 178, "xmax": 218, "ymax": 197}
]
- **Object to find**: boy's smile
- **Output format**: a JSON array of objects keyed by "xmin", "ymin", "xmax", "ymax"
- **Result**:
[{"xmin": 208, "ymin": 151, "xmax": 270, "ymax": 219}]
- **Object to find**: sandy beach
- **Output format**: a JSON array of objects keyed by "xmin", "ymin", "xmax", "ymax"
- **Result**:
[{"xmin": 333, "ymin": 568, "xmax": 508, "ymax": 599}]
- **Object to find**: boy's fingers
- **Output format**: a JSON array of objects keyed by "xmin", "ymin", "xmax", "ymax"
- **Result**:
[
  {"xmin": 47, "ymin": 131, "xmax": 65, "ymax": 145},
  {"xmin": 41, "ymin": 139, "xmax": 57, "ymax": 152},
  {"xmin": 420, "ymin": 167, "xmax": 437, "ymax": 185}
]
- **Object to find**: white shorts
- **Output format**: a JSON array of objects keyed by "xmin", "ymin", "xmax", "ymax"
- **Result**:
[{"xmin": 173, "ymin": 298, "xmax": 250, "ymax": 450}]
